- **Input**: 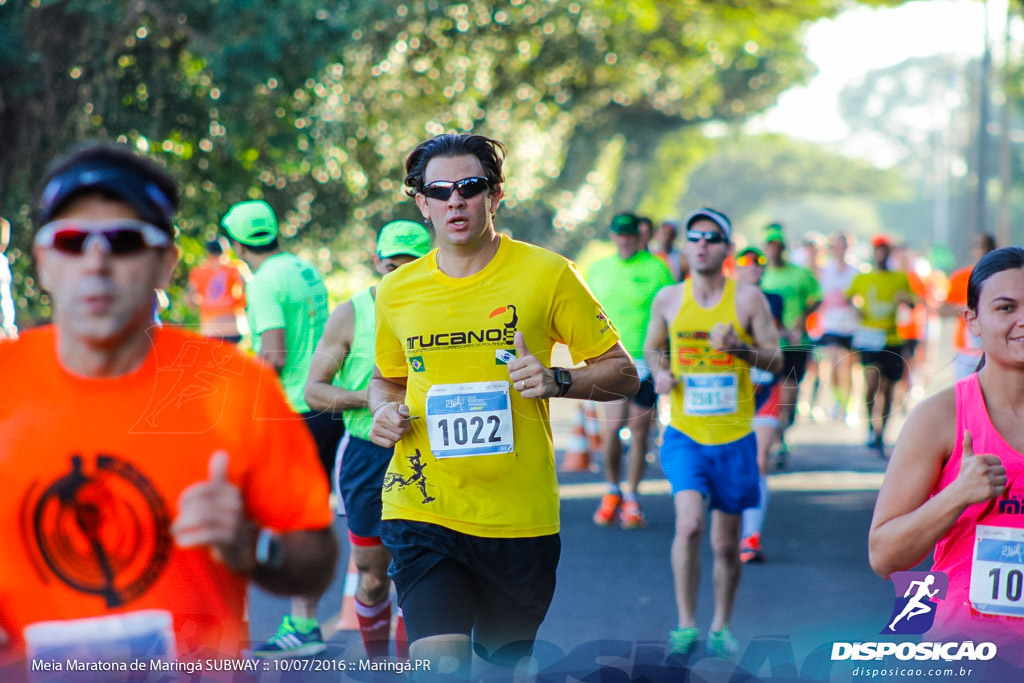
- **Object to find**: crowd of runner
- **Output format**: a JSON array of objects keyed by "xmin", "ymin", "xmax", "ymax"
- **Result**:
[{"xmin": 0, "ymin": 134, "xmax": 1019, "ymax": 679}]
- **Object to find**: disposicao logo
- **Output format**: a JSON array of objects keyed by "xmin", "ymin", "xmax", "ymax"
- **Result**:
[
  {"xmin": 882, "ymin": 571, "xmax": 947, "ymax": 635},
  {"xmin": 830, "ymin": 570, "xmax": 998, "ymax": 664}
]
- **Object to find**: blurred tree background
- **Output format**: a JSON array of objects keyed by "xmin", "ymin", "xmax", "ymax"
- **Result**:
[{"xmin": 0, "ymin": 0, "xmax": 966, "ymax": 328}]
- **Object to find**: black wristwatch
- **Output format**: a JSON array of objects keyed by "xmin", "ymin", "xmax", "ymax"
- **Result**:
[
  {"xmin": 255, "ymin": 528, "xmax": 285, "ymax": 570},
  {"xmin": 552, "ymin": 367, "xmax": 572, "ymax": 398}
]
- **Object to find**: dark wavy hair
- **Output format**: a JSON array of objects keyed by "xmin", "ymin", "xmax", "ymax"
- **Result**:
[
  {"xmin": 966, "ymin": 246, "xmax": 1024, "ymax": 372},
  {"xmin": 403, "ymin": 134, "xmax": 506, "ymax": 198}
]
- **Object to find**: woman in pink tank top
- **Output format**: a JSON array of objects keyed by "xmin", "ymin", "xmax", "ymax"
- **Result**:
[{"xmin": 870, "ymin": 247, "xmax": 1024, "ymax": 662}]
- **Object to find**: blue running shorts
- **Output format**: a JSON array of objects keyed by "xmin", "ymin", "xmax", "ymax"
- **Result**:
[{"xmin": 659, "ymin": 427, "xmax": 759, "ymax": 514}]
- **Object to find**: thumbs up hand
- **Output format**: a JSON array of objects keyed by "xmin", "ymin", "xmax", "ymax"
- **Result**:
[
  {"xmin": 709, "ymin": 322, "xmax": 742, "ymax": 352},
  {"xmin": 172, "ymin": 451, "xmax": 257, "ymax": 574},
  {"xmin": 955, "ymin": 430, "xmax": 1008, "ymax": 506},
  {"xmin": 508, "ymin": 331, "xmax": 557, "ymax": 399}
]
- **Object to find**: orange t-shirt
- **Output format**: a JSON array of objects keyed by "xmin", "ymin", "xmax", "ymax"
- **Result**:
[
  {"xmin": 897, "ymin": 270, "xmax": 928, "ymax": 341},
  {"xmin": 0, "ymin": 327, "xmax": 330, "ymax": 665},
  {"xmin": 946, "ymin": 266, "xmax": 980, "ymax": 355},
  {"xmin": 188, "ymin": 260, "xmax": 246, "ymax": 324}
]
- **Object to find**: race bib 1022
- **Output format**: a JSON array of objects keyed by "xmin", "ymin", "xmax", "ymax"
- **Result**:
[{"xmin": 425, "ymin": 381, "xmax": 515, "ymax": 458}]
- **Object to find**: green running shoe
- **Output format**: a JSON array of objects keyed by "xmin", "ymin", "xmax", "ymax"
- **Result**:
[{"xmin": 252, "ymin": 616, "xmax": 326, "ymax": 659}]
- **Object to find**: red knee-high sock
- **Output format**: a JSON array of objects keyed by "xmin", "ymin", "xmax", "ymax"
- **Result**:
[
  {"xmin": 355, "ymin": 597, "xmax": 392, "ymax": 659},
  {"xmin": 394, "ymin": 608, "xmax": 409, "ymax": 659}
]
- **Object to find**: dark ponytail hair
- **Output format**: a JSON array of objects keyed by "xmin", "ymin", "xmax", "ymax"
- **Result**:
[{"xmin": 966, "ymin": 246, "xmax": 1024, "ymax": 371}]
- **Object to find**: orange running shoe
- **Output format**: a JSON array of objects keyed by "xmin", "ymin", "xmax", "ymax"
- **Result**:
[
  {"xmin": 739, "ymin": 532, "xmax": 764, "ymax": 563},
  {"xmin": 593, "ymin": 493, "xmax": 622, "ymax": 526},
  {"xmin": 620, "ymin": 500, "xmax": 646, "ymax": 529}
]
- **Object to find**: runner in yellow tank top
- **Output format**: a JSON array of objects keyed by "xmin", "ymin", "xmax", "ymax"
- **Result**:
[
  {"xmin": 668, "ymin": 277, "xmax": 756, "ymax": 445},
  {"xmin": 644, "ymin": 208, "xmax": 781, "ymax": 659}
]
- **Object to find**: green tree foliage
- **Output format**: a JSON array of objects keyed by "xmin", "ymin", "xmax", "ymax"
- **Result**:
[
  {"xmin": 0, "ymin": 0, "xmax": 905, "ymax": 324},
  {"xmin": 681, "ymin": 134, "xmax": 906, "ymax": 240}
]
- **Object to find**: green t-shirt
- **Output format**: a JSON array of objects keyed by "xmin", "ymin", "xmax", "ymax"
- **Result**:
[
  {"xmin": 762, "ymin": 263, "xmax": 822, "ymax": 347},
  {"xmin": 247, "ymin": 252, "xmax": 329, "ymax": 413},
  {"xmin": 585, "ymin": 251, "xmax": 674, "ymax": 359},
  {"xmin": 846, "ymin": 269, "xmax": 913, "ymax": 347}
]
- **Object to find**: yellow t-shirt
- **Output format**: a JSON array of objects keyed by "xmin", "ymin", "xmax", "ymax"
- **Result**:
[
  {"xmin": 375, "ymin": 235, "xmax": 619, "ymax": 537},
  {"xmin": 846, "ymin": 270, "xmax": 912, "ymax": 348},
  {"xmin": 669, "ymin": 278, "xmax": 756, "ymax": 445}
]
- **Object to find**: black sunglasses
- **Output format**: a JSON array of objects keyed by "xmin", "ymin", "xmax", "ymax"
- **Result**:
[
  {"xmin": 686, "ymin": 230, "xmax": 727, "ymax": 244},
  {"xmin": 421, "ymin": 176, "xmax": 490, "ymax": 201}
]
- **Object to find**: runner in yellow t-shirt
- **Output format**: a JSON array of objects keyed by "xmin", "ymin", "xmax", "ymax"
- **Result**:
[
  {"xmin": 846, "ymin": 234, "xmax": 914, "ymax": 455},
  {"xmin": 369, "ymin": 133, "xmax": 638, "ymax": 675}
]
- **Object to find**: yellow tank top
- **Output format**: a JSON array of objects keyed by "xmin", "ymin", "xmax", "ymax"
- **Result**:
[{"xmin": 669, "ymin": 278, "xmax": 755, "ymax": 445}]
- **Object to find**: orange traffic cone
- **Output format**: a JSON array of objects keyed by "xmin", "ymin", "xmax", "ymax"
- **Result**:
[
  {"xmin": 334, "ymin": 555, "xmax": 359, "ymax": 630},
  {"xmin": 560, "ymin": 407, "xmax": 592, "ymax": 472},
  {"xmin": 583, "ymin": 401, "xmax": 603, "ymax": 453}
]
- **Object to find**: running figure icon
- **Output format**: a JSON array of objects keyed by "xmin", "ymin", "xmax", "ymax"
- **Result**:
[{"xmin": 888, "ymin": 574, "xmax": 940, "ymax": 631}]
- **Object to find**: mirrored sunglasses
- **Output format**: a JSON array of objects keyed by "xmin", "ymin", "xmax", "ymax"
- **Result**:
[
  {"xmin": 736, "ymin": 253, "xmax": 767, "ymax": 267},
  {"xmin": 421, "ymin": 176, "xmax": 490, "ymax": 201},
  {"xmin": 686, "ymin": 229, "xmax": 727, "ymax": 244},
  {"xmin": 35, "ymin": 219, "xmax": 172, "ymax": 256}
]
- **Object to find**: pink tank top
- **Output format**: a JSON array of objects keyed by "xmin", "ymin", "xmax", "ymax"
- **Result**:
[{"xmin": 928, "ymin": 374, "xmax": 1024, "ymax": 651}]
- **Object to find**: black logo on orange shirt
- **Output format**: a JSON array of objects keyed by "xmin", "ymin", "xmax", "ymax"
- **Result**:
[{"xmin": 25, "ymin": 454, "xmax": 172, "ymax": 607}]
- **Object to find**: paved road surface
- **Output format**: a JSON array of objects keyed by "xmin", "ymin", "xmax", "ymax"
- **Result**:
[{"xmin": 247, "ymin": 324, "xmax": 1016, "ymax": 680}]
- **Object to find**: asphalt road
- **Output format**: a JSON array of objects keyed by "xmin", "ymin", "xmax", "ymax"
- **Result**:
[
  {"xmin": 247, "ymin": 410, "xmax": 909, "ymax": 682},
  {"xmin": 246, "ymin": 328, "xmax": 1013, "ymax": 681}
]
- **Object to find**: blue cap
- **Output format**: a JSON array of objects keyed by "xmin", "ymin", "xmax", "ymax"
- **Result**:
[{"xmin": 38, "ymin": 162, "xmax": 176, "ymax": 231}]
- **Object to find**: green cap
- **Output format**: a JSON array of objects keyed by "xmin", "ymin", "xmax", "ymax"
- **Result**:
[
  {"xmin": 610, "ymin": 213, "xmax": 639, "ymax": 235},
  {"xmin": 764, "ymin": 224, "xmax": 785, "ymax": 245},
  {"xmin": 222, "ymin": 200, "xmax": 278, "ymax": 246},
  {"xmin": 738, "ymin": 246, "xmax": 764, "ymax": 259},
  {"xmin": 377, "ymin": 220, "xmax": 432, "ymax": 259}
]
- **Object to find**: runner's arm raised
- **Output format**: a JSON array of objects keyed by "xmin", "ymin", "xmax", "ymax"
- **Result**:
[
  {"xmin": 305, "ymin": 301, "xmax": 367, "ymax": 413},
  {"xmin": 565, "ymin": 341, "xmax": 639, "ymax": 402},
  {"xmin": 173, "ymin": 453, "xmax": 338, "ymax": 595},
  {"xmin": 868, "ymin": 388, "xmax": 1001, "ymax": 579},
  {"xmin": 508, "ymin": 331, "xmax": 638, "ymax": 401},
  {"xmin": 644, "ymin": 286, "xmax": 676, "ymax": 394},
  {"xmin": 252, "ymin": 527, "xmax": 338, "ymax": 596},
  {"xmin": 735, "ymin": 286, "xmax": 783, "ymax": 374}
]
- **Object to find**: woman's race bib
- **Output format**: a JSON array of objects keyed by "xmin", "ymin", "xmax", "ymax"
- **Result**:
[{"xmin": 969, "ymin": 525, "xmax": 1024, "ymax": 617}]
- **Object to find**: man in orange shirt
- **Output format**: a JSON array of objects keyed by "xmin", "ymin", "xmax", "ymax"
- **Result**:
[
  {"xmin": 0, "ymin": 143, "xmax": 337, "ymax": 669},
  {"xmin": 187, "ymin": 238, "xmax": 247, "ymax": 343},
  {"xmin": 942, "ymin": 233, "xmax": 996, "ymax": 380}
]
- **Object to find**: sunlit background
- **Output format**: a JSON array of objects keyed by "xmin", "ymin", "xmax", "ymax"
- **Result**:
[{"xmin": 0, "ymin": 0, "xmax": 1018, "ymax": 323}]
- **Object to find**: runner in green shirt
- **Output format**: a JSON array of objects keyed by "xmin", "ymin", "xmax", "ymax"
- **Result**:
[
  {"xmin": 761, "ymin": 225, "xmax": 822, "ymax": 463},
  {"xmin": 222, "ymin": 199, "xmax": 338, "ymax": 655},
  {"xmin": 586, "ymin": 213, "xmax": 675, "ymax": 529}
]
